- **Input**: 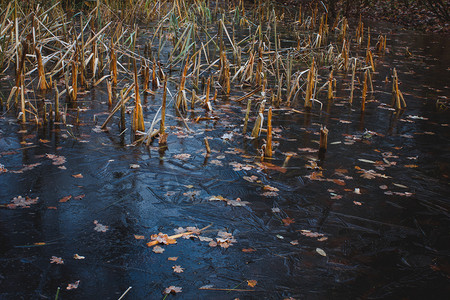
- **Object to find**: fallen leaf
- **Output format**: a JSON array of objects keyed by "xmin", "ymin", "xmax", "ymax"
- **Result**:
[
  {"xmin": 73, "ymin": 254, "xmax": 85, "ymax": 260},
  {"xmin": 282, "ymin": 218, "xmax": 295, "ymax": 226},
  {"xmin": 66, "ymin": 280, "xmax": 80, "ymax": 290},
  {"xmin": 151, "ymin": 232, "xmax": 177, "ymax": 245},
  {"xmin": 93, "ymin": 220, "xmax": 108, "ymax": 232},
  {"xmin": 168, "ymin": 257, "xmax": 178, "ymax": 261},
  {"xmin": 290, "ymin": 240, "xmax": 299, "ymax": 245},
  {"xmin": 59, "ymin": 195, "xmax": 72, "ymax": 203},
  {"xmin": 72, "ymin": 173, "xmax": 83, "ymax": 178},
  {"xmin": 130, "ymin": 164, "xmax": 140, "ymax": 169},
  {"xmin": 173, "ymin": 153, "xmax": 191, "ymax": 160},
  {"xmin": 316, "ymin": 248, "xmax": 327, "ymax": 257},
  {"xmin": 271, "ymin": 207, "xmax": 281, "ymax": 213},
  {"xmin": 332, "ymin": 179, "xmax": 346, "ymax": 186},
  {"xmin": 263, "ymin": 185, "xmax": 279, "ymax": 192},
  {"xmin": 74, "ymin": 194, "xmax": 85, "ymax": 200},
  {"xmin": 243, "ymin": 175, "xmax": 258, "ymax": 183},
  {"xmin": 404, "ymin": 164, "xmax": 418, "ymax": 168},
  {"xmin": 50, "ymin": 256, "xmax": 64, "ymax": 264},
  {"xmin": 242, "ymin": 248, "xmax": 256, "ymax": 253},
  {"xmin": 134, "ymin": 235, "xmax": 145, "ymax": 240},
  {"xmin": 153, "ymin": 246, "xmax": 165, "ymax": 253},
  {"xmin": 173, "ymin": 265, "xmax": 184, "ymax": 273},
  {"xmin": 247, "ymin": 280, "xmax": 257, "ymax": 287},
  {"xmin": 199, "ymin": 285, "xmax": 214, "ymax": 289},
  {"xmin": 164, "ymin": 286, "xmax": 182, "ymax": 294}
]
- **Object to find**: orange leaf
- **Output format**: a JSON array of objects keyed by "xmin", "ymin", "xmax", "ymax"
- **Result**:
[
  {"xmin": 72, "ymin": 173, "xmax": 83, "ymax": 178},
  {"xmin": 247, "ymin": 280, "xmax": 257, "ymax": 287},
  {"xmin": 332, "ymin": 179, "xmax": 346, "ymax": 186},
  {"xmin": 282, "ymin": 218, "xmax": 295, "ymax": 226},
  {"xmin": 134, "ymin": 235, "xmax": 145, "ymax": 240},
  {"xmin": 59, "ymin": 195, "xmax": 72, "ymax": 203},
  {"xmin": 242, "ymin": 248, "xmax": 256, "ymax": 253}
]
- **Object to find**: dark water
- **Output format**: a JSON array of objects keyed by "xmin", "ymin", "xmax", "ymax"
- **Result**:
[{"xmin": 1, "ymin": 18, "xmax": 450, "ymax": 300}]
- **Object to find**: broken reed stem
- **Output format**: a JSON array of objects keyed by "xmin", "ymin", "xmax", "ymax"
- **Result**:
[
  {"xmin": 35, "ymin": 47, "xmax": 50, "ymax": 90},
  {"xmin": 20, "ymin": 75, "xmax": 25, "ymax": 123},
  {"xmin": 264, "ymin": 106, "xmax": 273, "ymax": 157},
  {"xmin": 319, "ymin": 126, "xmax": 328, "ymax": 152},
  {"xmin": 361, "ymin": 69, "xmax": 368, "ymax": 112},
  {"xmin": 71, "ymin": 61, "xmax": 78, "ymax": 101},
  {"xmin": 120, "ymin": 89, "xmax": 126, "ymax": 131},
  {"xmin": 305, "ymin": 58, "xmax": 315, "ymax": 109},
  {"xmin": 107, "ymin": 80, "xmax": 112, "ymax": 106},
  {"xmin": 243, "ymin": 98, "xmax": 252, "ymax": 134},
  {"xmin": 366, "ymin": 49, "xmax": 375, "ymax": 72},
  {"xmin": 110, "ymin": 43, "xmax": 117, "ymax": 86},
  {"xmin": 391, "ymin": 68, "xmax": 406, "ymax": 110},
  {"xmin": 54, "ymin": 82, "xmax": 60, "ymax": 122},
  {"xmin": 132, "ymin": 60, "xmax": 145, "ymax": 133},
  {"xmin": 160, "ymin": 76, "xmax": 167, "ymax": 134},
  {"xmin": 204, "ymin": 77, "xmax": 212, "ymax": 111},
  {"xmin": 204, "ymin": 137, "xmax": 211, "ymax": 154},
  {"xmin": 328, "ymin": 70, "xmax": 333, "ymax": 100},
  {"xmin": 349, "ymin": 58, "xmax": 356, "ymax": 105},
  {"xmin": 251, "ymin": 100, "xmax": 265, "ymax": 138}
]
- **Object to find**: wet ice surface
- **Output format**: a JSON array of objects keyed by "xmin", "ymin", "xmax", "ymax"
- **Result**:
[{"xmin": 1, "ymin": 23, "xmax": 450, "ymax": 300}]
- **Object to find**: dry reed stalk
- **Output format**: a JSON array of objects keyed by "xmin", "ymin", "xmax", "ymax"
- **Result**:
[
  {"xmin": 191, "ymin": 90, "xmax": 196, "ymax": 109},
  {"xmin": 120, "ymin": 89, "xmax": 126, "ymax": 131},
  {"xmin": 251, "ymin": 100, "xmax": 265, "ymax": 138},
  {"xmin": 362, "ymin": 69, "xmax": 368, "ymax": 112},
  {"xmin": 366, "ymin": 49, "xmax": 375, "ymax": 72},
  {"xmin": 152, "ymin": 59, "xmax": 158, "ymax": 89},
  {"xmin": 142, "ymin": 63, "xmax": 150, "ymax": 91},
  {"xmin": 243, "ymin": 98, "xmax": 252, "ymax": 134},
  {"xmin": 160, "ymin": 76, "xmax": 167, "ymax": 135},
  {"xmin": 107, "ymin": 79, "xmax": 112, "ymax": 106},
  {"xmin": 328, "ymin": 70, "xmax": 333, "ymax": 100},
  {"xmin": 367, "ymin": 69, "xmax": 374, "ymax": 93},
  {"xmin": 235, "ymin": 86, "xmax": 262, "ymax": 103},
  {"xmin": 264, "ymin": 106, "xmax": 273, "ymax": 157},
  {"xmin": 110, "ymin": 43, "xmax": 117, "ymax": 86},
  {"xmin": 71, "ymin": 60, "xmax": 78, "ymax": 101},
  {"xmin": 132, "ymin": 60, "xmax": 145, "ymax": 133},
  {"xmin": 305, "ymin": 59, "xmax": 315, "ymax": 109},
  {"xmin": 204, "ymin": 137, "xmax": 211, "ymax": 154},
  {"xmin": 319, "ymin": 126, "xmax": 328, "ymax": 152},
  {"xmin": 349, "ymin": 58, "xmax": 356, "ymax": 105},
  {"xmin": 176, "ymin": 59, "xmax": 189, "ymax": 112},
  {"xmin": 342, "ymin": 39, "xmax": 349, "ymax": 72},
  {"xmin": 20, "ymin": 75, "xmax": 25, "ymax": 123},
  {"xmin": 375, "ymin": 35, "xmax": 384, "ymax": 53},
  {"xmin": 35, "ymin": 47, "xmax": 50, "ymax": 90},
  {"xmin": 391, "ymin": 68, "xmax": 406, "ymax": 110},
  {"xmin": 276, "ymin": 75, "xmax": 283, "ymax": 108},
  {"xmin": 298, "ymin": 5, "xmax": 302, "ymax": 25},
  {"xmin": 203, "ymin": 77, "xmax": 212, "ymax": 111},
  {"xmin": 54, "ymin": 81, "xmax": 60, "ymax": 122}
]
